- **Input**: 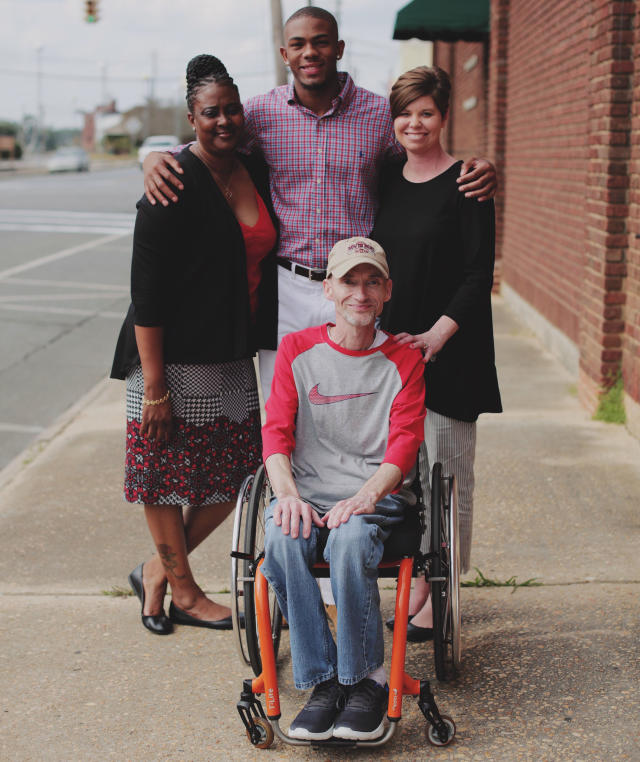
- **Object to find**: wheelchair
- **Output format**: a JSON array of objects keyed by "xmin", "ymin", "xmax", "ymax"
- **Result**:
[{"xmin": 229, "ymin": 458, "xmax": 460, "ymax": 750}]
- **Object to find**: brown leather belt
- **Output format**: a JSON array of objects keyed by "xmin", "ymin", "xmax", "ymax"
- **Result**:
[{"xmin": 277, "ymin": 257, "xmax": 326, "ymax": 282}]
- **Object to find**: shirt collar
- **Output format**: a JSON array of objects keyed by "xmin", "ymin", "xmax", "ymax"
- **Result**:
[{"xmin": 287, "ymin": 71, "xmax": 355, "ymax": 115}]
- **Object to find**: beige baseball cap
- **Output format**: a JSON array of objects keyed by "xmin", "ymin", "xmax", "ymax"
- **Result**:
[{"xmin": 326, "ymin": 237, "xmax": 389, "ymax": 279}]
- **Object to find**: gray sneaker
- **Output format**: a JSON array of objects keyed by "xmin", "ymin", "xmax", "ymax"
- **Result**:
[
  {"xmin": 332, "ymin": 678, "xmax": 388, "ymax": 740},
  {"xmin": 288, "ymin": 678, "xmax": 345, "ymax": 741}
]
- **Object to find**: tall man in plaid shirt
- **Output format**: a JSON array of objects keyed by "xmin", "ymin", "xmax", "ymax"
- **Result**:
[{"xmin": 143, "ymin": 6, "xmax": 496, "ymax": 399}]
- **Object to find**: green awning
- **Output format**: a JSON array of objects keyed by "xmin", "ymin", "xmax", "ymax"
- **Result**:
[{"xmin": 393, "ymin": 0, "xmax": 490, "ymax": 42}]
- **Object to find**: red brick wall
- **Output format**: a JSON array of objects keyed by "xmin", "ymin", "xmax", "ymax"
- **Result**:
[
  {"xmin": 433, "ymin": 40, "xmax": 488, "ymax": 159},
  {"xmin": 624, "ymin": 9, "xmax": 640, "ymax": 409},
  {"xmin": 487, "ymin": 0, "xmax": 510, "ymax": 287},
  {"xmin": 579, "ymin": 0, "xmax": 635, "ymax": 410},
  {"xmin": 501, "ymin": 0, "xmax": 591, "ymax": 347}
]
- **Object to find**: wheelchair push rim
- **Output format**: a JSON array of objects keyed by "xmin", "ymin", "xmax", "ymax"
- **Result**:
[
  {"xmin": 242, "ymin": 465, "xmax": 283, "ymax": 676},
  {"xmin": 430, "ymin": 463, "xmax": 461, "ymax": 681},
  {"xmin": 230, "ymin": 473, "xmax": 255, "ymax": 666}
]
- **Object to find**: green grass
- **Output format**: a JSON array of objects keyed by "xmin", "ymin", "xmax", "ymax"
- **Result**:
[
  {"xmin": 593, "ymin": 373, "xmax": 626, "ymax": 424},
  {"xmin": 102, "ymin": 585, "xmax": 231, "ymax": 596},
  {"xmin": 461, "ymin": 567, "xmax": 542, "ymax": 593},
  {"xmin": 102, "ymin": 586, "xmax": 134, "ymax": 597}
]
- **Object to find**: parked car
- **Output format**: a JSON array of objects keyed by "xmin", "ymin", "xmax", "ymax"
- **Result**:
[
  {"xmin": 138, "ymin": 135, "xmax": 180, "ymax": 167},
  {"xmin": 47, "ymin": 147, "xmax": 90, "ymax": 173}
]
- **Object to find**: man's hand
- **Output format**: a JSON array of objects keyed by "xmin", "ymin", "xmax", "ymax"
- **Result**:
[
  {"xmin": 273, "ymin": 495, "xmax": 325, "ymax": 539},
  {"xmin": 143, "ymin": 151, "xmax": 185, "ymax": 206},
  {"xmin": 457, "ymin": 158, "xmax": 497, "ymax": 201},
  {"xmin": 323, "ymin": 492, "xmax": 377, "ymax": 529}
]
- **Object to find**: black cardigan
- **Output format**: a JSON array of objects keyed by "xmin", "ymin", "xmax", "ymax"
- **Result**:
[
  {"xmin": 111, "ymin": 147, "xmax": 278, "ymax": 380},
  {"xmin": 372, "ymin": 158, "xmax": 502, "ymax": 422}
]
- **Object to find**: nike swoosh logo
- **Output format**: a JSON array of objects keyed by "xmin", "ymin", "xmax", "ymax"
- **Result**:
[{"xmin": 308, "ymin": 383, "xmax": 377, "ymax": 405}]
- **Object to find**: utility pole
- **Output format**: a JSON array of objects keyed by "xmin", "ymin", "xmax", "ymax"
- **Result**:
[
  {"xmin": 35, "ymin": 46, "xmax": 45, "ymax": 153},
  {"xmin": 100, "ymin": 62, "xmax": 108, "ymax": 105},
  {"xmin": 146, "ymin": 50, "xmax": 157, "ymax": 137},
  {"xmin": 269, "ymin": 0, "xmax": 287, "ymax": 86}
]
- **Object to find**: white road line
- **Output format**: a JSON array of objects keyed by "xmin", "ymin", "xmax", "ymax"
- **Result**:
[
  {"xmin": 0, "ymin": 232, "xmax": 129, "ymax": 281},
  {"xmin": 0, "ymin": 293, "xmax": 124, "ymax": 303},
  {"xmin": 0, "ymin": 303, "xmax": 123, "ymax": 318},
  {"xmin": 0, "ymin": 423, "xmax": 45, "ymax": 434},
  {"xmin": 0, "ymin": 224, "xmax": 133, "ymax": 234},
  {"xmin": 0, "ymin": 209, "xmax": 135, "ymax": 223},
  {"xmin": 0, "ymin": 210, "xmax": 135, "ymax": 235},
  {"xmin": 5, "ymin": 277, "xmax": 128, "ymax": 292}
]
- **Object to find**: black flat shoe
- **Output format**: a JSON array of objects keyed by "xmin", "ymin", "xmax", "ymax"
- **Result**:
[
  {"xmin": 169, "ymin": 601, "xmax": 239, "ymax": 630},
  {"xmin": 385, "ymin": 615, "xmax": 410, "ymax": 632},
  {"xmin": 128, "ymin": 564, "xmax": 173, "ymax": 636},
  {"xmin": 406, "ymin": 621, "xmax": 434, "ymax": 642}
]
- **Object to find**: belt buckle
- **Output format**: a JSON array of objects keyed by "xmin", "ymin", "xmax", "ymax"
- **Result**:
[{"xmin": 293, "ymin": 262, "xmax": 313, "ymax": 280}]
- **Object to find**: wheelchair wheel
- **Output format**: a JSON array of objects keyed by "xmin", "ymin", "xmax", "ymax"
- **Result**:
[
  {"xmin": 230, "ymin": 473, "xmax": 255, "ymax": 666},
  {"xmin": 430, "ymin": 463, "xmax": 461, "ymax": 681},
  {"xmin": 243, "ymin": 465, "xmax": 283, "ymax": 676}
]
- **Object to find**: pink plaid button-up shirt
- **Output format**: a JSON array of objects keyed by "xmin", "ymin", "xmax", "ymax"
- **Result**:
[{"xmin": 244, "ymin": 73, "xmax": 398, "ymax": 269}]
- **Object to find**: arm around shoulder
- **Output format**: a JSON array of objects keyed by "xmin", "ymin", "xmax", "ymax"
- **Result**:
[
  {"xmin": 457, "ymin": 157, "xmax": 497, "ymax": 201},
  {"xmin": 142, "ymin": 150, "xmax": 185, "ymax": 206}
]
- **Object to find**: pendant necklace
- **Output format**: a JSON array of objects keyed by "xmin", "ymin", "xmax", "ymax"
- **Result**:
[
  {"xmin": 212, "ymin": 165, "xmax": 235, "ymax": 201},
  {"xmin": 193, "ymin": 144, "xmax": 236, "ymax": 201}
]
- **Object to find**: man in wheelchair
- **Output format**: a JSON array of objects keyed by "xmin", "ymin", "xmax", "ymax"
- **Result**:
[{"xmin": 260, "ymin": 237, "xmax": 425, "ymax": 741}]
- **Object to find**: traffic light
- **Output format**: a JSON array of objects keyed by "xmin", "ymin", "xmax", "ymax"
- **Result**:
[{"xmin": 85, "ymin": 0, "xmax": 99, "ymax": 23}]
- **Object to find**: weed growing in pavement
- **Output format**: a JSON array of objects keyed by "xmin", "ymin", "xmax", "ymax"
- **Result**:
[
  {"xmin": 593, "ymin": 372, "xmax": 626, "ymax": 424},
  {"xmin": 102, "ymin": 586, "xmax": 134, "ymax": 597},
  {"xmin": 461, "ymin": 567, "xmax": 542, "ymax": 593}
]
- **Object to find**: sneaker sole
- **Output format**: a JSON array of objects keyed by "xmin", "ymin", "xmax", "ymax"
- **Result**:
[
  {"xmin": 288, "ymin": 725, "xmax": 334, "ymax": 741},
  {"xmin": 332, "ymin": 720, "xmax": 385, "ymax": 741}
]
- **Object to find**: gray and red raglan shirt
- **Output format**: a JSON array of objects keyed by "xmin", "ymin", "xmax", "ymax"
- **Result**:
[{"xmin": 262, "ymin": 324, "xmax": 426, "ymax": 512}]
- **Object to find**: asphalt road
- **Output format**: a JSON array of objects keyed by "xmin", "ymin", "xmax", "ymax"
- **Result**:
[{"xmin": 0, "ymin": 167, "xmax": 142, "ymax": 469}]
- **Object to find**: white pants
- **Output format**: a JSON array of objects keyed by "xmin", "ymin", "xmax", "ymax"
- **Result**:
[
  {"xmin": 258, "ymin": 265, "xmax": 336, "ymax": 402},
  {"xmin": 418, "ymin": 409, "xmax": 477, "ymax": 573}
]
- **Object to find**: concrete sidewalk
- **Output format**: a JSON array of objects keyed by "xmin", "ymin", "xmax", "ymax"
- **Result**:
[{"xmin": 1, "ymin": 298, "xmax": 638, "ymax": 761}]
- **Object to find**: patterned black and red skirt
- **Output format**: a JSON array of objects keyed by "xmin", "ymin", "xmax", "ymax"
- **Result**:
[{"xmin": 124, "ymin": 360, "xmax": 262, "ymax": 506}]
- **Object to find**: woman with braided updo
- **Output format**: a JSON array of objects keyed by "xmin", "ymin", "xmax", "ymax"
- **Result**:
[{"xmin": 111, "ymin": 55, "xmax": 278, "ymax": 634}]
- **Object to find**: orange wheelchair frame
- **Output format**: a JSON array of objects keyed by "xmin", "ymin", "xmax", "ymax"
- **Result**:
[{"xmin": 230, "ymin": 462, "xmax": 459, "ymax": 750}]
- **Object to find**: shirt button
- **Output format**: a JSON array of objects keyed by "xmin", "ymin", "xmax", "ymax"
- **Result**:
[
  {"xmin": 316, "ymin": 238, "xmax": 320, "ymax": 244},
  {"xmin": 317, "ymin": 179, "xmax": 321, "ymax": 185},
  {"xmin": 318, "ymin": 149, "xmax": 322, "ymax": 154},
  {"xmin": 316, "ymin": 208, "xmax": 321, "ymax": 214}
]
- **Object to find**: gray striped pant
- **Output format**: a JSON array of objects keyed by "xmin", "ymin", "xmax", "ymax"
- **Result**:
[{"xmin": 418, "ymin": 409, "xmax": 477, "ymax": 573}]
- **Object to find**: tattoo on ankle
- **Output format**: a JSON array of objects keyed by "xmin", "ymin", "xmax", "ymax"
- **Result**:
[{"xmin": 158, "ymin": 544, "xmax": 186, "ymax": 579}]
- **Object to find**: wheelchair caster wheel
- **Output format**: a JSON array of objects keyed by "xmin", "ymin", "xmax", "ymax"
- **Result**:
[
  {"xmin": 246, "ymin": 717, "xmax": 274, "ymax": 749},
  {"xmin": 426, "ymin": 714, "xmax": 456, "ymax": 747}
]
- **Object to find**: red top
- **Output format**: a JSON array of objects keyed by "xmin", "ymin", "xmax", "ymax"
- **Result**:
[{"xmin": 239, "ymin": 190, "xmax": 277, "ymax": 317}]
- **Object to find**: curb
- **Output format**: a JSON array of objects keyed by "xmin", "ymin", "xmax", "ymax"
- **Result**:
[{"xmin": 0, "ymin": 376, "xmax": 112, "ymax": 494}]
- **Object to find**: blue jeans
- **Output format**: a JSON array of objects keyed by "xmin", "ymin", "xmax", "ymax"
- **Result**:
[{"xmin": 261, "ymin": 494, "xmax": 407, "ymax": 690}]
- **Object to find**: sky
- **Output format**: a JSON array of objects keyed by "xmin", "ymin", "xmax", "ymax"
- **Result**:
[{"xmin": 0, "ymin": 0, "xmax": 412, "ymax": 130}]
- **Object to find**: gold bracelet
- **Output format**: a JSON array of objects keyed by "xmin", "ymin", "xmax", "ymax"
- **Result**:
[{"xmin": 142, "ymin": 390, "xmax": 170, "ymax": 406}]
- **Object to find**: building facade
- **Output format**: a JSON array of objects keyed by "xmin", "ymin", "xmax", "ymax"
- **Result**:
[{"xmin": 434, "ymin": 0, "xmax": 640, "ymax": 437}]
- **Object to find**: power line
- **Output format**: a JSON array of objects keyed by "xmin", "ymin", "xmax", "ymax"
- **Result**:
[{"xmin": 0, "ymin": 67, "xmax": 267, "ymax": 83}]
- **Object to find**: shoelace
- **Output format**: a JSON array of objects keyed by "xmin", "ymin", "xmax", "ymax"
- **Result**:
[
  {"xmin": 344, "ymin": 679, "xmax": 385, "ymax": 710},
  {"xmin": 306, "ymin": 681, "xmax": 341, "ymax": 709}
]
